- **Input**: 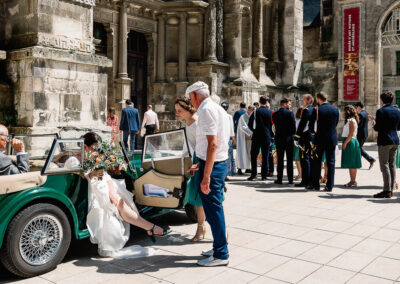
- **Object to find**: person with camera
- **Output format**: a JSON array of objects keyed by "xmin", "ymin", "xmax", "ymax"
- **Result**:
[{"xmin": 0, "ymin": 124, "xmax": 29, "ymax": 176}]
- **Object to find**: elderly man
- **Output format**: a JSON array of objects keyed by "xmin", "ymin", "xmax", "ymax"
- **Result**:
[
  {"xmin": 186, "ymin": 81, "xmax": 230, "ymax": 267},
  {"xmin": 0, "ymin": 124, "xmax": 29, "ymax": 175}
]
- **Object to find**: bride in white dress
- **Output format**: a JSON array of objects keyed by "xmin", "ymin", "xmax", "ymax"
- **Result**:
[{"xmin": 66, "ymin": 132, "xmax": 168, "ymax": 258}]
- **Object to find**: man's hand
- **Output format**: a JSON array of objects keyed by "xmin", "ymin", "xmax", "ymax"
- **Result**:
[
  {"xmin": 136, "ymin": 130, "xmax": 139, "ymax": 134},
  {"xmin": 11, "ymin": 139, "xmax": 25, "ymax": 153},
  {"xmin": 200, "ymin": 175, "xmax": 211, "ymax": 195}
]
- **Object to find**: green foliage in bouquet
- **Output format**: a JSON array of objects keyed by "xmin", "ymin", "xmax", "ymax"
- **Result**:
[{"xmin": 82, "ymin": 141, "xmax": 126, "ymax": 174}]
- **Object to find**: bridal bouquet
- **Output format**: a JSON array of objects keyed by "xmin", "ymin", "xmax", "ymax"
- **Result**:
[{"xmin": 83, "ymin": 141, "xmax": 126, "ymax": 179}]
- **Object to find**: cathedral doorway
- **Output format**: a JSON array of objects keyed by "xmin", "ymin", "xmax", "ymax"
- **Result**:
[
  {"xmin": 127, "ymin": 30, "xmax": 148, "ymax": 120},
  {"xmin": 378, "ymin": 3, "xmax": 400, "ymax": 100}
]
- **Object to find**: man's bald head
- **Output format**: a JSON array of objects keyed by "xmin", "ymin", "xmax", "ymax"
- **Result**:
[{"xmin": 0, "ymin": 124, "xmax": 8, "ymax": 136}]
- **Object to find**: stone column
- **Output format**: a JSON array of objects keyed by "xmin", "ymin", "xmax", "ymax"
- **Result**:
[
  {"xmin": 252, "ymin": 0, "xmax": 263, "ymax": 58},
  {"xmin": 179, "ymin": 13, "xmax": 187, "ymax": 81},
  {"xmin": 216, "ymin": 0, "xmax": 224, "ymax": 61},
  {"xmin": 157, "ymin": 15, "xmax": 166, "ymax": 82},
  {"xmin": 224, "ymin": 0, "xmax": 241, "ymax": 78},
  {"xmin": 118, "ymin": 1, "xmax": 128, "ymax": 78},
  {"xmin": 206, "ymin": 0, "xmax": 217, "ymax": 61},
  {"xmin": 272, "ymin": 0, "xmax": 280, "ymax": 62}
]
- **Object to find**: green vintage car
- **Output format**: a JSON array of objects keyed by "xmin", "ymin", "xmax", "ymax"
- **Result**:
[{"xmin": 0, "ymin": 129, "xmax": 196, "ymax": 277}]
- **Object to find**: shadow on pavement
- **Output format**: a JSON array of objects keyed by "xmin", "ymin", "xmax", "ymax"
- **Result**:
[
  {"xmin": 319, "ymin": 194, "xmax": 372, "ymax": 199},
  {"xmin": 368, "ymin": 198, "xmax": 400, "ymax": 204}
]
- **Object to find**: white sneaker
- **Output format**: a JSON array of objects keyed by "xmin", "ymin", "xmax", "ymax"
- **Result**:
[
  {"xmin": 197, "ymin": 256, "xmax": 229, "ymax": 267},
  {"xmin": 201, "ymin": 249, "xmax": 214, "ymax": 257}
]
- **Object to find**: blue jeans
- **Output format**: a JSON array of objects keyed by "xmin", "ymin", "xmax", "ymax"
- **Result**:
[
  {"xmin": 198, "ymin": 159, "xmax": 229, "ymax": 260},
  {"xmin": 123, "ymin": 130, "xmax": 136, "ymax": 152}
]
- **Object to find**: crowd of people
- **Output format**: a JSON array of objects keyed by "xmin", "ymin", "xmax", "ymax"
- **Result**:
[
  {"xmin": 2, "ymin": 82, "xmax": 400, "ymax": 268},
  {"xmin": 231, "ymin": 91, "xmax": 400, "ymax": 199}
]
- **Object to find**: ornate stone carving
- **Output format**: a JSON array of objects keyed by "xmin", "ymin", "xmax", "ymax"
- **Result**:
[
  {"xmin": 216, "ymin": 0, "xmax": 224, "ymax": 61},
  {"xmin": 37, "ymin": 33, "xmax": 93, "ymax": 53},
  {"xmin": 63, "ymin": 0, "xmax": 96, "ymax": 7}
]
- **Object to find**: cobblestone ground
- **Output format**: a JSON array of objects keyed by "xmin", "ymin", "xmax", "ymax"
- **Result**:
[{"xmin": 2, "ymin": 144, "xmax": 400, "ymax": 284}]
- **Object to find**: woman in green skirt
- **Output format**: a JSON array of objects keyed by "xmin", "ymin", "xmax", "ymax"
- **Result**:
[{"xmin": 341, "ymin": 105, "xmax": 362, "ymax": 187}]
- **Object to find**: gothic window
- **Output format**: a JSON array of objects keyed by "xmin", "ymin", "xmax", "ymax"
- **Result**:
[
  {"xmin": 93, "ymin": 22, "xmax": 107, "ymax": 55},
  {"xmin": 382, "ymin": 8, "xmax": 400, "ymax": 47}
]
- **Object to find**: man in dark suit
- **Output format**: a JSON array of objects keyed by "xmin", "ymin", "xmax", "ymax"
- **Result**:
[
  {"xmin": 248, "ymin": 96, "xmax": 273, "ymax": 181},
  {"xmin": 272, "ymin": 98, "xmax": 296, "ymax": 184},
  {"xmin": 0, "ymin": 124, "xmax": 29, "ymax": 175},
  {"xmin": 294, "ymin": 94, "xmax": 314, "ymax": 188},
  {"xmin": 309, "ymin": 92, "xmax": 339, "ymax": 191},
  {"xmin": 372, "ymin": 91, "xmax": 400, "ymax": 198},
  {"xmin": 355, "ymin": 102, "xmax": 375, "ymax": 169},
  {"xmin": 119, "ymin": 99, "xmax": 141, "ymax": 153}
]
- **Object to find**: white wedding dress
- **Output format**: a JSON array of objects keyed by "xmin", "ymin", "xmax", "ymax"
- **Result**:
[{"xmin": 65, "ymin": 157, "xmax": 157, "ymax": 259}]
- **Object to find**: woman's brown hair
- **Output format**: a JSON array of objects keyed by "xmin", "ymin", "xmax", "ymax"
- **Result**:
[
  {"xmin": 175, "ymin": 97, "xmax": 196, "ymax": 114},
  {"xmin": 295, "ymin": 107, "xmax": 303, "ymax": 119},
  {"xmin": 344, "ymin": 105, "xmax": 359, "ymax": 124}
]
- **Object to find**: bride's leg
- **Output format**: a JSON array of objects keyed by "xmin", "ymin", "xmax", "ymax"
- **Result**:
[{"xmin": 106, "ymin": 180, "xmax": 163, "ymax": 235}]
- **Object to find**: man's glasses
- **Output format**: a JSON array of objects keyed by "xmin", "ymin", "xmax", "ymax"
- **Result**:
[{"xmin": 0, "ymin": 134, "xmax": 14, "ymax": 141}]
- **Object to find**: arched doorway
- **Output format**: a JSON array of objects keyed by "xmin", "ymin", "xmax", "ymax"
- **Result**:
[
  {"xmin": 378, "ymin": 3, "xmax": 400, "ymax": 103},
  {"xmin": 127, "ymin": 30, "xmax": 148, "ymax": 119}
]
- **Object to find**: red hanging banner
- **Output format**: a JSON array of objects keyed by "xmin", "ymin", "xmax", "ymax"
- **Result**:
[{"xmin": 343, "ymin": 7, "xmax": 360, "ymax": 101}]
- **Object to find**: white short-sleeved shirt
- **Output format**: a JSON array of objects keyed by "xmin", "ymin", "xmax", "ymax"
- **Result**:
[
  {"xmin": 196, "ymin": 98, "xmax": 230, "ymax": 162},
  {"xmin": 342, "ymin": 118, "xmax": 358, "ymax": 138}
]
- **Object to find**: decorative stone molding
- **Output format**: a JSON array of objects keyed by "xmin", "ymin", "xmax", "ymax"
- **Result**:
[
  {"xmin": 62, "ymin": 0, "xmax": 96, "ymax": 7},
  {"xmin": 37, "ymin": 33, "xmax": 94, "ymax": 53}
]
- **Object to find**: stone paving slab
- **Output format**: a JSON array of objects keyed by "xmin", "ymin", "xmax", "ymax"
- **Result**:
[{"xmin": 2, "ymin": 146, "xmax": 400, "ymax": 283}]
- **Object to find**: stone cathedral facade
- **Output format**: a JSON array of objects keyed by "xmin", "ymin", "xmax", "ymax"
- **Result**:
[{"xmin": 0, "ymin": 0, "xmax": 304, "ymax": 134}]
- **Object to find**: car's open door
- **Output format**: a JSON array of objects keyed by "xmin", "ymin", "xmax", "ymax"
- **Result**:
[
  {"xmin": 132, "ymin": 129, "xmax": 192, "ymax": 209},
  {"xmin": 41, "ymin": 138, "xmax": 84, "ymax": 175}
]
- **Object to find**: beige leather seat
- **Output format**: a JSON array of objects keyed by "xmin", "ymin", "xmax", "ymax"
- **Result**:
[
  {"xmin": 0, "ymin": 172, "xmax": 47, "ymax": 195},
  {"xmin": 142, "ymin": 157, "xmax": 192, "ymax": 178},
  {"xmin": 134, "ymin": 169, "xmax": 184, "ymax": 208}
]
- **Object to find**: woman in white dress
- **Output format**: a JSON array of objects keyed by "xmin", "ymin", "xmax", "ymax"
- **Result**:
[{"xmin": 67, "ymin": 132, "xmax": 168, "ymax": 258}]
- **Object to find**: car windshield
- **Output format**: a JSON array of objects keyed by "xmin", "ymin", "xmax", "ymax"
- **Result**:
[
  {"xmin": 42, "ymin": 139, "xmax": 84, "ymax": 174},
  {"xmin": 6, "ymin": 134, "xmax": 60, "ymax": 159},
  {"xmin": 142, "ymin": 129, "xmax": 190, "ymax": 162}
]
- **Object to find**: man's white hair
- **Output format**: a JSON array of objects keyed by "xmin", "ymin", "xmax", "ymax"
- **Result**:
[{"xmin": 194, "ymin": 88, "xmax": 210, "ymax": 98}]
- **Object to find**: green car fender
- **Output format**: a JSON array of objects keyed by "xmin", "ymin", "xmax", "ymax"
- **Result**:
[{"xmin": 0, "ymin": 186, "xmax": 87, "ymax": 249}]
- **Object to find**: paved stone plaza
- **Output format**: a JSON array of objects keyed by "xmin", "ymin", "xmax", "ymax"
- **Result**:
[{"xmin": 2, "ymin": 144, "xmax": 400, "ymax": 284}]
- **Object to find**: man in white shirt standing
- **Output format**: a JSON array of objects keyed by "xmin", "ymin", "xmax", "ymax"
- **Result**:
[
  {"xmin": 142, "ymin": 105, "xmax": 159, "ymax": 135},
  {"xmin": 186, "ymin": 81, "xmax": 230, "ymax": 267}
]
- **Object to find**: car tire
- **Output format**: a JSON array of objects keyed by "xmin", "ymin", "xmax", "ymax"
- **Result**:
[
  {"xmin": 0, "ymin": 203, "xmax": 71, "ymax": 278},
  {"xmin": 184, "ymin": 204, "xmax": 197, "ymax": 223}
]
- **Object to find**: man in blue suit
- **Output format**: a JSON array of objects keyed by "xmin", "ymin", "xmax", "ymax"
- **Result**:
[
  {"xmin": 272, "ymin": 98, "xmax": 296, "ymax": 184},
  {"xmin": 248, "ymin": 96, "xmax": 273, "ymax": 181},
  {"xmin": 355, "ymin": 102, "xmax": 376, "ymax": 169},
  {"xmin": 294, "ymin": 94, "xmax": 314, "ymax": 188},
  {"xmin": 372, "ymin": 91, "xmax": 400, "ymax": 198},
  {"xmin": 309, "ymin": 92, "xmax": 339, "ymax": 191},
  {"xmin": 119, "ymin": 99, "xmax": 141, "ymax": 153}
]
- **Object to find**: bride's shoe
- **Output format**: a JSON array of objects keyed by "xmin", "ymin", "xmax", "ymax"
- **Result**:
[
  {"xmin": 147, "ymin": 224, "xmax": 170, "ymax": 243},
  {"xmin": 191, "ymin": 224, "xmax": 206, "ymax": 242}
]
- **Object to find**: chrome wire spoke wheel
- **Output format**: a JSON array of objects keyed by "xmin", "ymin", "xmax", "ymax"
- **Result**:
[{"xmin": 19, "ymin": 214, "xmax": 63, "ymax": 266}]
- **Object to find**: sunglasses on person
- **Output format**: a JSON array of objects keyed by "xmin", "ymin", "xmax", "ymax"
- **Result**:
[{"xmin": 0, "ymin": 134, "xmax": 14, "ymax": 141}]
